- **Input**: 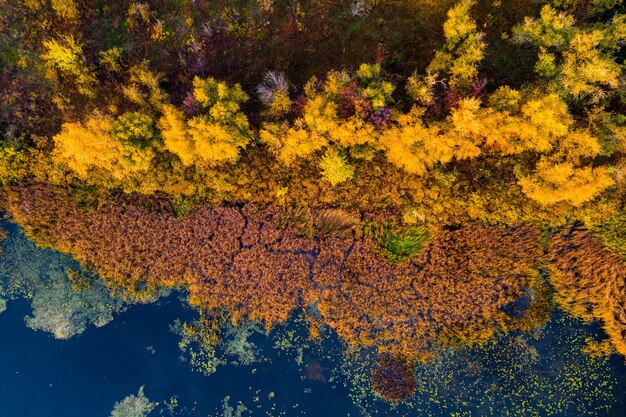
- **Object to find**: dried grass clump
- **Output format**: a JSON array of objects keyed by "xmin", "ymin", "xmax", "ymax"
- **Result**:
[
  {"xmin": 277, "ymin": 205, "xmax": 313, "ymax": 236},
  {"xmin": 313, "ymin": 208, "xmax": 360, "ymax": 238},
  {"xmin": 548, "ymin": 227, "xmax": 626, "ymax": 356}
]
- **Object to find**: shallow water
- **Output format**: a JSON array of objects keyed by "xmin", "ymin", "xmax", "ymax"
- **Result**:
[{"xmin": 1, "ymin": 221, "xmax": 626, "ymax": 417}]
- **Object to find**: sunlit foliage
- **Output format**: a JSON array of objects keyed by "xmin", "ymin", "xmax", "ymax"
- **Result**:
[
  {"xmin": 428, "ymin": 0, "xmax": 486, "ymax": 91},
  {"xmin": 41, "ymin": 35, "xmax": 96, "ymax": 99},
  {"xmin": 318, "ymin": 150, "xmax": 355, "ymax": 185},
  {"xmin": 513, "ymin": 6, "xmax": 626, "ymax": 102},
  {"xmin": 518, "ymin": 160, "xmax": 613, "ymax": 206},
  {"xmin": 2, "ymin": 1, "xmax": 626, "ymax": 408},
  {"xmin": 257, "ymin": 71, "xmax": 292, "ymax": 118},
  {"xmin": 0, "ymin": 0, "xmax": 622, "ymax": 227},
  {"xmin": 159, "ymin": 77, "xmax": 251, "ymax": 167},
  {"xmin": 52, "ymin": 116, "xmax": 123, "ymax": 179}
]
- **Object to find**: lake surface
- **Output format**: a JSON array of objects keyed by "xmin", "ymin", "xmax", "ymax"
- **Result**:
[{"xmin": 1, "ymin": 221, "xmax": 626, "ymax": 417}]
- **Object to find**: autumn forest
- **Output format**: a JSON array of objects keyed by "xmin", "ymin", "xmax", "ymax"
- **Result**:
[{"xmin": 1, "ymin": 0, "xmax": 626, "ymax": 412}]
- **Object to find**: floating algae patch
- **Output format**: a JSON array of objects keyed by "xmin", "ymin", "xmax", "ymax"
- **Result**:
[
  {"xmin": 171, "ymin": 316, "xmax": 268, "ymax": 376},
  {"xmin": 0, "ymin": 220, "xmax": 128, "ymax": 339},
  {"xmin": 109, "ymin": 386, "xmax": 156, "ymax": 417},
  {"xmin": 329, "ymin": 311, "xmax": 622, "ymax": 416}
]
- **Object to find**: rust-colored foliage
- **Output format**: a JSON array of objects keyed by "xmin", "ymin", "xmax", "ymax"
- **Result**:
[
  {"xmin": 548, "ymin": 227, "xmax": 626, "ymax": 356},
  {"xmin": 314, "ymin": 225, "xmax": 543, "ymax": 358},
  {"xmin": 8, "ymin": 185, "xmax": 544, "ymax": 359},
  {"xmin": 371, "ymin": 354, "xmax": 416, "ymax": 402}
]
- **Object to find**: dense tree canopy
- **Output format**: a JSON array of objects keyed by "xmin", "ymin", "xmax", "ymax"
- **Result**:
[{"xmin": 0, "ymin": 0, "xmax": 623, "ymax": 226}]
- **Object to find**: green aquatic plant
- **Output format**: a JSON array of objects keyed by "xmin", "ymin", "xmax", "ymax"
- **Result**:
[
  {"xmin": 211, "ymin": 396, "xmax": 248, "ymax": 417},
  {"xmin": 332, "ymin": 313, "xmax": 618, "ymax": 416},
  {"xmin": 368, "ymin": 222, "xmax": 430, "ymax": 263},
  {"xmin": 172, "ymin": 315, "xmax": 267, "ymax": 376},
  {"xmin": 222, "ymin": 321, "xmax": 265, "ymax": 366},
  {"xmin": 171, "ymin": 317, "xmax": 225, "ymax": 376}
]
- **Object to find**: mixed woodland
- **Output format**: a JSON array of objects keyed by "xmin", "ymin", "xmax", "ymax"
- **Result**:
[{"xmin": 1, "ymin": 0, "xmax": 626, "ymax": 401}]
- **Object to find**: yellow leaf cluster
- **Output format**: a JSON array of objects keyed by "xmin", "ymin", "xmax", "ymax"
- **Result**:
[
  {"xmin": 188, "ymin": 116, "xmax": 245, "ymax": 164},
  {"xmin": 562, "ymin": 31, "xmax": 621, "ymax": 98},
  {"xmin": 52, "ymin": 116, "xmax": 123, "ymax": 179},
  {"xmin": 428, "ymin": 0, "xmax": 485, "ymax": 90},
  {"xmin": 51, "ymin": 0, "xmax": 79, "ymax": 20},
  {"xmin": 159, "ymin": 105, "xmax": 196, "ymax": 166},
  {"xmin": 379, "ymin": 108, "xmax": 458, "ymax": 174},
  {"xmin": 319, "ymin": 150, "xmax": 355, "ymax": 185},
  {"xmin": 259, "ymin": 122, "xmax": 326, "ymax": 165},
  {"xmin": 445, "ymin": 94, "xmax": 571, "ymax": 156},
  {"xmin": 41, "ymin": 36, "xmax": 96, "ymax": 97},
  {"xmin": 159, "ymin": 105, "xmax": 249, "ymax": 167},
  {"xmin": 514, "ymin": 6, "xmax": 624, "ymax": 101},
  {"xmin": 266, "ymin": 91, "xmax": 292, "ymax": 118},
  {"xmin": 519, "ymin": 160, "xmax": 614, "ymax": 206},
  {"xmin": 122, "ymin": 63, "xmax": 167, "ymax": 109}
]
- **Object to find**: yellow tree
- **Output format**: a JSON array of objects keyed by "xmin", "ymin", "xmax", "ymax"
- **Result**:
[
  {"xmin": 122, "ymin": 62, "xmax": 168, "ymax": 109},
  {"xmin": 378, "ymin": 107, "xmax": 468, "ymax": 174},
  {"xmin": 259, "ymin": 66, "xmax": 389, "ymax": 180},
  {"xmin": 259, "ymin": 121, "xmax": 326, "ymax": 165},
  {"xmin": 428, "ymin": 0, "xmax": 486, "ymax": 91},
  {"xmin": 319, "ymin": 150, "xmax": 355, "ymax": 186},
  {"xmin": 519, "ymin": 159, "xmax": 613, "ymax": 206},
  {"xmin": 111, "ymin": 112, "xmax": 158, "ymax": 170},
  {"xmin": 158, "ymin": 77, "xmax": 251, "ymax": 167},
  {"xmin": 51, "ymin": 0, "xmax": 79, "ymax": 20},
  {"xmin": 41, "ymin": 35, "xmax": 96, "ymax": 98},
  {"xmin": 159, "ymin": 105, "xmax": 196, "ymax": 166},
  {"xmin": 514, "ymin": 6, "xmax": 625, "ymax": 102},
  {"xmin": 52, "ymin": 116, "xmax": 123, "ymax": 179}
]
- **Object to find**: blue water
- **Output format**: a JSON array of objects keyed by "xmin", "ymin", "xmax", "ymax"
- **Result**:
[
  {"xmin": 1, "ymin": 222, "xmax": 626, "ymax": 417},
  {"xmin": 0, "ymin": 296, "xmax": 359, "ymax": 417}
]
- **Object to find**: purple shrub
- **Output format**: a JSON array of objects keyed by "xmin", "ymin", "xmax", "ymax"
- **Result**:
[
  {"xmin": 369, "ymin": 105, "xmax": 392, "ymax": 128},
  {"xmin": 292, "ymin": 94, "xmax": 307, "ymax": 115},
  {"xmin": 182, "ymin": 91, "xmax": 201, "ymax": 118},
  {"xmin": 470, "ymin": 78, "xmax": 488, "ymax": 98},
  {"xmin": 256, "ymin": 71, "xmax": 290, "ymax": 105}
]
